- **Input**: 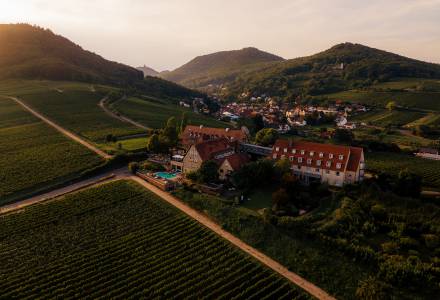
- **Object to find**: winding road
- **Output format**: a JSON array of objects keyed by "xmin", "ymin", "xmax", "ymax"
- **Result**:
[
  {"xmin": 0, "ymin": 95, "xmax": 337, "ymax": 300},
  {"xmin": 99, "ymin": 97, "xmax": 149, "ymax": 130}
]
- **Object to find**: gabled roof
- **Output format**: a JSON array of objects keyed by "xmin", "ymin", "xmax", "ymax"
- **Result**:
[
  {"xmin": 181, "ymin": 125, "xmax": 248, "ymax": 146},
  {"xmin": 194, "ymin": 138, "xmax": 234, "ymax": 161},
  {"xmin": 219, "ymin": 153, "xmax": 250, "ymax": 170},
  {"xmin": 271, "ymin": 139, "xmax": 363, "ymax": 172}
]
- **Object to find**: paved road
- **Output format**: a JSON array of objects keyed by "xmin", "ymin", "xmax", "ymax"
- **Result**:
[
  {"xmin": 130, "ymin": 176, "xmax": 336, "ymax": 300},
  {"xmin": 7, "ymin": 97, "xmax": 112, "ymax": 159},
  {"xmin": 99, "ymin": 98, "xmax": 149, "ymax": 130},
  {"xmin": 0, "ymin": 168, "xmax": 129, "ymax": 215}
]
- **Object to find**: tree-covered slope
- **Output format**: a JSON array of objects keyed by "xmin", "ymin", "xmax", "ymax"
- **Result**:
[
  {"xmin": 0, "ymin": 24, "xmax": 143, "ymax": 84},
  {"xmin": 161, "ymin": 47, "xmax": 284, "ymax": 89},
  {"xmin": 225, "ymin": 43, "xmax": 440, "ymax": 98}
]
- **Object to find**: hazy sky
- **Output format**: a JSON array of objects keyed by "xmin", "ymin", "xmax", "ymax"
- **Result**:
[{"xmin": 1, "ymin": 0, "xmax": 440, "ymax": 71}]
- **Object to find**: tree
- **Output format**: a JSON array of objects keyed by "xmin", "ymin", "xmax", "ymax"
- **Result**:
[
  {"xmin": 395, "ymin": 170, "xmax": 422, "ymax": 198},
  {"xmin": 128, "ymin": 162, "xmax": 139, "ymax": 174},
  {"xmin": 162, "ymin": 117, "xmax": 178, "ymax": 146},
  {"xmin": 198, "ymin": 160, "xmax": 219, "ymax": 183},
  {"xmin": 333, "ymin": 128, "xmax": 354, "ymax": 144},
  {"xmin": 386, "ymin": 101, "xmax": 397, "ymax": 111},
  {"xmin": 255, "ymin": 128, "xmax": 279, "ymax": 146},
  {"xmin": 355, "ymin": 276, "xmax": 390, "ymax": 300},
  {"xmin": 272, "ymin": 188, "xmax": 289, "ymax": 212},
  {"xmin": 179, "ymin": 112, "xmax": 188, "ymax": 135},
  {"xmin": 274, "ymin": 158, "xmax": 291, "ymax": 176},
  {"xmin": 147, "ymin": 134, "xmax": 161, "ymax": 153}
]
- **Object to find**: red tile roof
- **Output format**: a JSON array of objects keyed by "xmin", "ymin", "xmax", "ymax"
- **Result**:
[
  {"xmin": 220, "ymin": 153, "xmax": 250, "ymax": 170},
  {"xmin": 194, "ymin": 138, "xmax": 234, "ymax": 161},
  {"xmin": 181, "ymin": 125, "xmax": 248, "ymax": 146},
  {"xmin": 270, "ymin": 139, "xmax": 363, "ymax": 172}
]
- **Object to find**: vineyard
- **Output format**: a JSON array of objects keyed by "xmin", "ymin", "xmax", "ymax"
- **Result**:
[
  {"xmin": 352, "ymin": 109, "xmax": 425, "ymax": 127},
  {"xmin": 366, "ymin": 152, "xmax": 440, "ymax": 188},
  {"xmin": 113, "ymin": 97, "xmax": 228, "ymax": 129},
  {"xmin": 0, "ymin": 97, "xmax": 103, "ymax": 203},
  {"xmin": 18, "ymin": 87, "xmax": 144, "ymax": 142},
  {"xmin": 0, "ymin": 180, "xmax": 308, "ymax": 299}
]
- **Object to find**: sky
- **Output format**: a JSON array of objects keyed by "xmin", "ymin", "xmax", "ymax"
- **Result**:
[{"xmin": 1, "ymin": 0, "xmax": 440, "ymax": 71}]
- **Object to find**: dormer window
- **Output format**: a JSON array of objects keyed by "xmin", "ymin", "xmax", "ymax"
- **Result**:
[
  {"xmin": 316, "ymin": 160, "xmax": 321, "ymax": 166},
  {"xmin": 336, "ymin": 163, "xmax": 342, "ymax": 169},
  {"xmin": 339, "ymin": 155, "xmax": 344, "ymax": 160},
  {"xmin": 329, "ymin": 154, "xmax": 334, "ymax": 159},
  {"xmin": 292, "ymin": 149, "xmax": 296, "ymax": 154},
  {"xmin": 276, "ymin": 147, "xmax": 279, "ymax": 152},
  {"xmin": 298, "ymin": 157, "xmax": 303, "ymax": 163},
  {"xmin": 307, "ymin": 159, "xmax": 312, "ymax": 165},
  {"xmin": 289, "ymin": 156, "xmax": 294, "ymax": 162},
  {"xmin": 310, "ymin": 151, "xmax": 314, "ymax": 156},
  {"xmin": 326, "ymin": 161, "xmax": 331, "ymax": 167},
  {"xmin": 301, "ymin": 150, "xmax": 305, "ymax": 155},
  {"xmin": 319, "ymin": 152, "xmax": 324, "ymax": 158},
  {"xmin": 284, "ymin": 148, "xmax": 288, "ymax": 153}
]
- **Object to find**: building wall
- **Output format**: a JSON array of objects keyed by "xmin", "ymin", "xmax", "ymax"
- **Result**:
[
  {"xmin": 183, "ymin": 146, "xmax": 202, "ymax": 173},
  {"xmin": 218, "ymin": 160, "xmax": 233, "ymax": 181}
]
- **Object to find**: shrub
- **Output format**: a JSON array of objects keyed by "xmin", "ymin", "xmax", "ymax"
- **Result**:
[
  {"xmin": 423, "ymin": 234, "xmax": 440, "ymax": 249},
  {"xmin": 128, "ymin": 162, "xmax": 139, "ymax": 174}
]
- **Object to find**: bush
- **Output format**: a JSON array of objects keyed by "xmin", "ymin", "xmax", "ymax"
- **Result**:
[
  {"xmin": 423, "ymin": 234, "xmax": 439, "ymax": 249},
  {"xmin": 128, "ymin": 162, "xmax": 139, "ymax": 174},
  {"xmin": 141, "ymin": 161, "xmax": 164, "ymax": 172}
]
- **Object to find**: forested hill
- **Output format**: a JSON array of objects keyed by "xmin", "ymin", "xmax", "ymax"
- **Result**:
[
  {"xmin": 224, "ymin": 43, "xmax": 440, "ymax": 98},
  {"xmin": 0, "ymin": 24, "xmax": 143, "ymax": 84},
  {"xmin": 160, "ymin": 47, "xmax": 284, "ymax": 89},
  {"xmin": 137, "ymin": 65, "xmax": 159, "ymax": 77}
]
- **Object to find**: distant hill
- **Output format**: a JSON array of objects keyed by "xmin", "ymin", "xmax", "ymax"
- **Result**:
[
  {"xmin": 161, "ymin": 47, "xmax": 284, "ymax": 89},
  {"xmin": 137, "ymin": 65, "xmax": 159, "ymax": 77},
  {"xmin": 0, "ymin": 24, "xmax": 143, "ymax": 84},
  {"xmin": 224, "ymin": 43, "xmax": 440, "ymax": 98}
]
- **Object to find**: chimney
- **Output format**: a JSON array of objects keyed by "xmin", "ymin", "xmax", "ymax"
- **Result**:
[{"xmin": 199, "ymin": 125, "xmax": 203, "ymax": 129}]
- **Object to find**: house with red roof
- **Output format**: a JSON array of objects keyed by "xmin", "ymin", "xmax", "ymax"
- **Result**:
[
  {"xmin": 180, "ymin": 125, "xmax": 249, "ymax": 149},
  {"xmin": 270, "ymin": 139, "xmax": 365, "ymax": 186},
  {"xmin": 218, "ymin": 153, "xmax": 250, "ymax": 180}
]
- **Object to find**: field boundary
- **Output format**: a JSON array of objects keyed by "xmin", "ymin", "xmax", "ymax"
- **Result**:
[
  {"xmin": 5, "ymin": 96, "xmax": 112, "ymax": 159},
  {"xmin": 99, "ymin": 97, "xmax": 149, "ymax": 130}
]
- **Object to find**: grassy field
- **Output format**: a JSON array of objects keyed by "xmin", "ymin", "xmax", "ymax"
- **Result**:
[
  {"xmin": 326, "ymin": 90, "xmax": 440, "ymax": 111},
  {"xmin": 366, "ymin": 152, "xmax": 440, "ymax": 189},
  {"xmin": 405, "ymin": 113, "xmax": 440, "ymax": 128},
  {"xmin": 113, "ymin": 97, "xmax": 228, "ymax": 129},
  {"xmin": 0, "ymin": 180, "xmax": 308, "ymax": 299},
  {"xmin": 0, "ymin": 96, "xmax": 104, "ymax": 204}
]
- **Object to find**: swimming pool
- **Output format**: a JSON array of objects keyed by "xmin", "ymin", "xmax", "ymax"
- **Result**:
[{"xmin": 155, "ymin": 172, "xmax": 177, "ymax": 180}]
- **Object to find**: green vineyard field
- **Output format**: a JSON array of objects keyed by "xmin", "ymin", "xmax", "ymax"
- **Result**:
[
  {"xmin": 0, "ymin": 97, "xmax": 103, "ymax": 203},
  {"xmin": 0, "ymin": 180, "xmax": 309, "ymax": 299},
  {"xmin": 366, "ymin": 152, "xmax": 440, "ymax": 189}
]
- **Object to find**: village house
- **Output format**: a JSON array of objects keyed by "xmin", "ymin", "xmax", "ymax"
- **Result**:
[
  {"xmin": 180, "ymin": 125, "xmax": 249, "ymax": 149},
  {"xmin": 218, "ymin": 153, "xmax": 250, "ymax": 180},
  {"xmin": 270, "ymin": 139, "xmax": 365, "ymax": 186}
]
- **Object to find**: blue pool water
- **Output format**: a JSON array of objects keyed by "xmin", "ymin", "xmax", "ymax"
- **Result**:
[{"xmin": 155, "ymin": 172, "xmax": 177, "ymax": 180}]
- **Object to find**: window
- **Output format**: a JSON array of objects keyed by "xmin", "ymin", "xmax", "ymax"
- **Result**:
[
  {"xmin": 336, "ymin": 171, "xmax": 340, "ymax": 176},
  {"xmin": 298, "ymin": 157, "xmax": 303, "ymax": 163},
  {"xmin": 292, "ymin": 149, "xmax": 296, "ymax": 154},
  {"xmin": 273, "ymin": 154, "xmax": 277, "ymax": 159},
  {"xmin": 336, "ymin": 163, "xmax": 341, "ymax": 169},
  {"xmin": 316, "ymin": 160, "xmax": 321, "ymax": 166},
  {"xmin": 284, "ymin": 148, "xmax": 287, "ymax": 153},
  {"xmin": 315, "ymin": 168, "xmax": 320, "ymax": 172},
  {"xmin": 339, "ymin": 155, "xmax": 344, "ymax": 160},
  {"xmin": 307, "ymin": 159, "xmax": 312, "ymax": 165},
  {"xmin": 329, "ymin": 153, "xmax": 333, "ymax": 159},
  {"xmin": 326, "ymin": 161, "xmax": 331, "ymax": 167},
  {"xmin": 319, "ymin": 152, "xmax": 324, "ymax": 158},
  {"xmin": 301, "ymin": 150, "xmax": 305, "ymax": 155},
  {"xmin": 310, "ymin": 151, "xmax": 314, "ymax": 156},
  {"xmin": 289, "ymin": 156, "xmax": 294, "ymax": 162},
  {"xmin": 326, "ymin": 170, "xmax": 330, "ymax": 174},
  {"xmin": 275, "ymin": 147, "xmax": 279, "ymax": 152}
]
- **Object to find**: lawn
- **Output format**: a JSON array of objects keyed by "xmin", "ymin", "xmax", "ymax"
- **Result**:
[
  {"xmin": 366, "ymin": 152, "xmax": 440, "ymax": 189},
  {"xmin": 244, "ymin": 187, "xmax": 275, "ymax": 211},
  {"xmin": 352, "ymin": 109, "xmax": 425, "ymax": 127},
  {"xmin": 113, "ymin": 96, "xmax": 229, "ymax": 129},
  {"xmin": 0, "ymin": 96, "xmax": 104, "ymax": 204},
  {"xmin": 0, "ymin": 180, "xmax": 308, "ymax": 299}
]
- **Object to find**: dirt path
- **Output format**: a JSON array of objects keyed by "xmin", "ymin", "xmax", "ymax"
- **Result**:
[
  {"xmin": 130, "ymin": 176, "xmax": 336, "ymax": 300},
  {"xmin": 7, "ymin": 97, "xmax": 112, "ymax": 159},
  {"xmin": 99, "ymin": 97, "xmax": 149, "ymax": 130},
  {"xmin": 0, "ymin": 168, "xmax": 129, "ymax": 215}
]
